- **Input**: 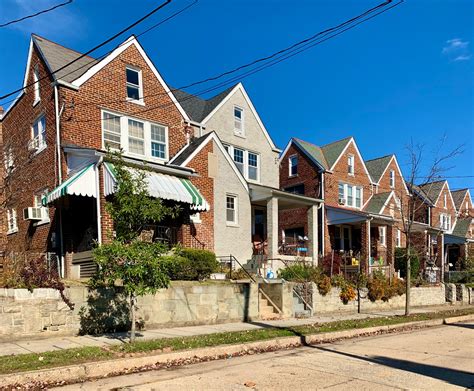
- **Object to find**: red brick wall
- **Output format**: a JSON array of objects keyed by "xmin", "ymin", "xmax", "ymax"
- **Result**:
[
  {"xmin": 1, "ymin": 45, "xmax": 58, "ymax": 260},
  {"xmin": 431, "ymin": 183, "xmax": 457, "ymax": 230}
]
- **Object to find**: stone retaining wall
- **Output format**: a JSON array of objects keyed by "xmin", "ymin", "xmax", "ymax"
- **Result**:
[
  {"xmin": 0, "ymin": 282, "xmax": 258, "ymax": 338},
  {"xmin": 309, "ymin": 283, "xmax": 448, "ymax": 314}
]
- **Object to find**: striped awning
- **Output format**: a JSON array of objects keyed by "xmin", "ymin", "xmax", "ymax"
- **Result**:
[
  {"xmin": 104, "ymin": 163, "xmax": 209, "ymax": 211},
  {"xmin": 43, "ymin": 163, "xmax": 97, "ymax": 205}
]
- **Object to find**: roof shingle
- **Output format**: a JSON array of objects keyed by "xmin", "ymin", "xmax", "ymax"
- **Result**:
[
  {"xmin": 320, "ymin": 137, "xmax": 352, "ymax": 169},
  {"xmin": 365, "ymin": 155, "xmax": 393, "ymax": 183}
]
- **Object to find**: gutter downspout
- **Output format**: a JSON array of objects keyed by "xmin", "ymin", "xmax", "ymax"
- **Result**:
[
  {"xmin": 54, "ymin": 85, "xmax": 65, "ymax": 278},
  {"xmin": 95, "ymin": 157, "xmax": 103, "ymax": 245},
  {"xmin": 321, "ymin": 171, "xmax": 325, "ymax": 259},
  {"xmin": 367, "ymin": 216, "xmax": 373, "ymax": 274}
]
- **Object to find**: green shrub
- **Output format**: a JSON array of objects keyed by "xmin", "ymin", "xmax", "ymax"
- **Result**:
[
  {"xmin": 394, "ymin": 248, "xmax": 420, "ymax": 279},
  {"xmin": 278, "ymin": 264, "xmax": 322, "ymax": 283},
  {"xmin": 178, "ymin": 248, "xmax": 219, "ymax": 280}
]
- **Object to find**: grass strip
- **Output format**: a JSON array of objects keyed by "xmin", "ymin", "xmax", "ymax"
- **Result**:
[{"xmin": 1, "ymin": 307, "xmax": 473, "ymax": 375}]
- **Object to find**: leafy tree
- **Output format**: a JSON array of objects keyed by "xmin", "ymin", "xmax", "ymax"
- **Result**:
[{"xmin": 92, "ymin": 152, "xmax": 180, "ymax": 342}]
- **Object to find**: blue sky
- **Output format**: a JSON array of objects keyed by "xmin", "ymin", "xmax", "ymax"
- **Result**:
[{"xmin": 0, "ymin": 0, "xmax": 472, "ymax": 190}]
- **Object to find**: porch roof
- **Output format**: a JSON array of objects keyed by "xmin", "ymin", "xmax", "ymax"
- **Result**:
[
  {"xmin": 444, "ymin": 234, "xmax": 467, "ymax": 245},
  {"xmin": 249, "ymin": 183, "xmax": 322, "ymax": 210},
  {"xmin": 326, "ymin": 205, "xmax": 368, "ymax": 225},
  {"xmin": 104, "ymin": 163, "xmax": 209, "ymax": 211},
  {"xmin": 43, "ymin": 163, "xmax": 97, "ymax": 205}
]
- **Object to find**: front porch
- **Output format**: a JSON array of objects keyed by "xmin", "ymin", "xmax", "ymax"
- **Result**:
[{"xmin": 249, "ymin": 183, "xmax": 323, "ymax": 275}]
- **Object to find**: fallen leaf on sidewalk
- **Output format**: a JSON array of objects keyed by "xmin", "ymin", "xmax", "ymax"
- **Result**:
[{"xmin": 244, "ymin": 381, "xmax": 256, "ymax": 388}]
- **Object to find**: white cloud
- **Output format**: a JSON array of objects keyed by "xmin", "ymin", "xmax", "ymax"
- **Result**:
[{"xmin": 442, "ymin": 38, "xmax": 471, "ymax": 61}]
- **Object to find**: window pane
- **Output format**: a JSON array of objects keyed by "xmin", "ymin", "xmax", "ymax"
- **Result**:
[
  {"xmin": 234, "ymin": 108, "xmax": 242, "ymax": 119},
  {"xmin": 103, "ymin": 112, "xmax": 121, "ymax": 149},
  {"xmin": 151, "ymin": 124, "xmax": 165, "ymax": 142},
  {"xmin": 348, "ymin": 186, "xmax": 353, "ymax": 206},
  {"xmin": 128, "ymin": 119, "xmax": 144, "ymax": 155},
  {"xmin": 338, "ymin": 183, "xmax": 344, "ymax": 200},
  {"xmin": 128, "ymin": 120, "xmax": 144, "ymax": 138},
  {"xmin": 126, "ymin": 68, "xmax": 139, "ymax": 85},
  {"xmin": 355, "ymin": 187, "xmax": 361, "ymax": 208},
  {"xmin": 248, "ymin": 153, "xmax": 258, "ymax": 180},
  {"xmin": 127, "ymin": 86, "xmax": 140, "ymax": 100},
  {"xmin": 290, "ymin": 156, "xmax": 298, "ymax": 176},
  {"xmin": 226, "ymin": 196, "xmax": 236, "ymax": 223},
  {"xmin": 151, "ymin": 142, "xmax": 165, "ymax": 158},
  {"xmin": 129, "ymin": 138, "xmax": 144, "ymax": 155},
  {"xmin": 233, "ymin": 149, "xmax": 243, "ymax": 163}
]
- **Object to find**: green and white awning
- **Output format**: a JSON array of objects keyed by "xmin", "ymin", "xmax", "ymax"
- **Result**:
[
  {"xmin": 104, "ymin": 163, "xmax": 209, "ymax": 211},
  {"xmin": 43, "ymin": 163, "xmax": 97, "ymax": 205}
]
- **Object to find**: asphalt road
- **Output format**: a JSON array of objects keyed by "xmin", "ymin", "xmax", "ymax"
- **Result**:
[{"xmin": 55, "ymin": 322, "xmax": 474, "ymax": 390}]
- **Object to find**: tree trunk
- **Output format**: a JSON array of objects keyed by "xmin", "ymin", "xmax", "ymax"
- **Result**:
[
  {"xmin": 405, "ymin": 252, "xmax": 411, "ymax": 316},
  {"xmin": 130, "ymin": 293, "xmax": 136, "ymax": 343}
]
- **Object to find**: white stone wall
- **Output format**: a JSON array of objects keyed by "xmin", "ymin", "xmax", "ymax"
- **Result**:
[
  {"xmin": 203, "ymin": 88, "xmax": 280, "ymax": 188},
  {"xmin": 212, "ymin": 140, "xmax": 253, "ymax": 262}
]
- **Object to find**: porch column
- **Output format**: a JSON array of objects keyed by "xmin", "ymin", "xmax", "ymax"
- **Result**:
[
  {"xmin": 307, "ymin": 205, "xmax": 319, "ymax": 265},
  {"xmin": 440, "ymin": 233, "xmax": 445, "ymax": 282},
  {"xmin": 361, "ymin": 219, "xmax": 370, "ymax": 274},
  {"xmin": 386, "ymin": 224, "xmax": 394, "ymax": 265},
  {"xmin": 267, "ymin": 197, "xmax": 279, "ymax": 259}
]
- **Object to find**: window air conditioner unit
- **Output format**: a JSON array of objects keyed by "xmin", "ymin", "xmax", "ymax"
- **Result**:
[
  {"xmin": 23, "ymin": 207, "xmax": 43, "ymax": 221},
  {"xmin": 338, "ymin": 198, "xmax": 346, "ymax": 205}
]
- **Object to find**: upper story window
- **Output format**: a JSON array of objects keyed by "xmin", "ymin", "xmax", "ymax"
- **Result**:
[
  {"xmin": 102, "ymin": 110, "xmax": 168, "ymax": 161},
  {"xmin": 224, "ymin": 144, "xmax": 259, "ymax": 182},
  {"xmin": 443, "ymin": 193, "xmax": 447, "ymax": 209},
  {"xmin": 396, "ymin": 229, "xmax": 401, "ymax": 247},
  {"xmin": 4, "ymin": 146, "xmax": 14, "ymax": 174},
  {"xmin": 348, "ymin": 155, "xmax": 354, "ymax": 175},
  {"xmin": 234, "ymin": 106, "xmax": 243, "ymax": 135},
  {"xmin": 284, "ymin": 184, "xmax": 305, "ymax": 195},
  {"xmin": 29, "ymin": 115, "xmax": 46, "ymax": 153},
  {"xmin": 389, "ymin": 169, "xmax": 395, "ymax": 188},
  {"xmin": 379, "ymin": 226, "xmax": 386, "ymax": 246},
  {"xmin": 289, "ymin": 155, "xmax": 298, "ymax": 177},
  {"xmin": 338, "ymin": 183, "xmax": 363, "ymax": 208},
  {"xmin": 7, "ymin": 208, "xmax": 18, "ymax": 234},
  {"xmin": 33, "ymin": 65, "xmax": 40, "ymax": 105},
  {"xmin": 226, "ymin": 194, "xmax": 238, "ymax": 225},
  {"xmin": 126, "ymin": 66, "xmax": 143, "ymax": 104},
  {"xmin": 440, "ymin": 213, "xmax": 451, "ymax": 230}
]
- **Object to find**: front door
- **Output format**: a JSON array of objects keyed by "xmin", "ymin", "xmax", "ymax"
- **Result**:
[{"xmin": 253, "ymin": 208, "xmax": 266, "ymax": 240}]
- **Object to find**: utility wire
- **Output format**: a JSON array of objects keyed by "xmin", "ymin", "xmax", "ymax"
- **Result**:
[
  {"xmin": 0, "ymin": 0, "xmax": 73, "ymax": 28},
  {"xmin": 0, "ymin": 0, "xmax": 173, "ymax": 101},
  {"xmin": 68, "ymin": 0, "xmax": 402, "ymax": 120}
]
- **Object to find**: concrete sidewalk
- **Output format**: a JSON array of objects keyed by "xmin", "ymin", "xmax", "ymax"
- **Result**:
[{"xmin": 0, "ymin": 304, "xmax": 469, "ymax": 357}]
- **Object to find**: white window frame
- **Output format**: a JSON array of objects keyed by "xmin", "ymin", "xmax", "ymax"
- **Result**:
[
  {"xmin": 443, "ymin": 193, "xmax": 447, "ymax": 209},
  {"xmin": 440, "ymin": 213, "xmax": 452, "ymax": 231},
  {"xmin": 7, "ymin": 209, "xmax": 18, "ymax": 234},
  {"xmin": 289, "ymin": 154, "xmax": 298, "ymax": 177},
  {"xmin": 101, "ymin": 110, "xmax": 169, "ymax": 163},
  {"xmin": 396, "ymin": 229, "xmax": 401, "ymax": 247},
  {"xmin": 33, "ymin": 64, "xmax": 40, "ymax": 106},
  {"xmin": 379, "ymin": 226, "xmax": 386, "ymax": 246},
  {"xmin": 223, "ymin": 144, "xmax": 260, "ymax": 182},
  {"xmin": 226, "ymin": 194, "xmax": 238, "ymax": 226},
  {"xmin": 126, "ymin": 65, "xmax": 144, "ymax": 105},
  {"xmin": 4, "ymin": 146, "xmax": 14, "ymax": 174},
  {"xmin": 247, "ymin": 151, "xmax": 259, "ymax": 182},
  {"xmin": 33, "ymin": 192, "xmax": 50, "ymax": 226},
  {"xmin": 30, "ymin": 115, "xmax": 46, "ymax": 154},
  {"xmin": 348, "ymin": 155, "xmax": 354, "ymax": 175},
  {"xmin": 389, "ymin": 169, "xmax": 395, "ymax": 188},
  {"xmin": 233, "ymin": 106, "xmax": 244, "ymax": 136},
  {"xmin": 339, "ymin": 183, "xmax": 363, "ymax": 209}
]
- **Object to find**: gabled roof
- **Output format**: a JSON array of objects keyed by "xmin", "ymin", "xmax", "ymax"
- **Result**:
[
  {"xmin": 410, "ymin": 184, "xmax": 434, "ymax": 206},
  {"xmin": 364, "ymin": 192, "xmax": 393, "ymax": 215},
  {"xmin": 320, "ymin": 137, "xmax": 352, "ymax": 169},
  {"xmin": 418, "ymin": 180, "xmax": 447, "ymax": 205},
  {"xmin": 173, "ymin": 85, "xmax": 237, "ymax": 123},
  {"xmin": 451, "ymin": 189, "xmax": 470, "ymax": 210},
  {"xmin": 451, "ymin": 217, "xmax": 473, "ymax": 238},
  {"xmin": 32, "ymin": 34, "xmax": 97, "ymax": 83},
  {"xmin": 291, "ymin": 138, "xmax": 329, "ymax": 170},
  {"xmin": 365, "ymin": 155, "xmax": 393, "ymax": 183},
  {"xmin": 169, "ymin": 134, "xmax": 212, "ymax": 166}
]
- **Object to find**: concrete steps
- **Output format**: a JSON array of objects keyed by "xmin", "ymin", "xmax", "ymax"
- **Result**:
[
  {"xmin": 293, "ymin": 293, "xmax": 311, "ymax": 318},
  {"xmin": 259, "ymin": 291, "xmax": 280, "ymax": 320}
]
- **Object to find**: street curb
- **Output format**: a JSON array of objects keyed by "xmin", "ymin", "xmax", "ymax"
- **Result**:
[{"xmin": 1, "ymin": 314, "xmax": 473, "ymax": 387}]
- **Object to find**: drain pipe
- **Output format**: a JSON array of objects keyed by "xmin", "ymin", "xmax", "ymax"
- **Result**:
[
  {"xmin": 95, "ymin": 156, "xmax": 103, "ymax": 245},
  {"xmin": 54, "ymin": 84, "xmax": 65, "ymax": 278}
]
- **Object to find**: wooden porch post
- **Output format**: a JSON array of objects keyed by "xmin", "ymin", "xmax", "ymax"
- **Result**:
[
  {"xmin": 267, "ymin": 197, "xmax": 279, "ymax": 259},
  {"xmin": 307, "ymin": 205, "xmax": 318, "ymax": 266}
]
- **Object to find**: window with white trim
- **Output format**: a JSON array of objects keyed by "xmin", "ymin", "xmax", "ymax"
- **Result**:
[
  {"xmin": 126, "ymin": 66, "xmax": 143, "ymax": 103},
  {"xmin": 440, "ymin": 213, "xmax": 451, "ymax": 230},
  {"xmin": 4, "ymin": 146, "xmax": 14, "ymax": 173},
  {"xmin": 379, "ymin": 226, "xmax": 386, "ymax": 246},
  {"xmin": 7, "ymin": 209, "xmax": 18, "ymax": 234},
  {"xmin": 389, "ymin": 169, "xmax": 395, "ymax": 188},
  {"xmin": 348, "ymin": 155, "xmax": 354, "ymax": 175},
  {"xmin": 101, "ymin": 110, "xmax": 168, "ymax": 161},
  {"xmin": 33, "ymin": 65, "xmax": 40, "ymax": 104},
  {"xmin": 33, "ymin": 192, "xmax": 50, "ymax": 225},
  {"xmin": 289, "ymin": 155, "xmax": 298, "ymax": 177},
  {"xmin": 30, "ymin": 115, "xmax": 46, "ymax": 152},
  {"xmin": 223, "ymin": 144, "xmax": 260, "ymax": 182},
  {"xmin": 443, "ymin": 193, "xmax": 447, "ymax": 209},
  {"xmin": 226, "ymin": 194, "xmax": 237, "ymax": 224},
  {"xmin": 338, "ymin": 183, "xmax": 363, "ymax": 208},
  {"xmin": 234, "ymin": 106, "xmax": 243, "ymax": 135},
  {"xmin": 396, "ymin": 229, "xmax": 401, "ymax": 247}
]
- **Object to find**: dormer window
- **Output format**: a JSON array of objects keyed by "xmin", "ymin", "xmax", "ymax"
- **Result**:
[
  {"xmin": 348, "ymin": 155, "xmax": 354, "ymax": 175},
  {"xmin": 389, "ymin": 170, "xmax": 395, "ymax": 188},
  {"xmin": 126, "ymin": 66, "xmax": 143, "ymax": 103},
  {"xmin": 33, "ymin": 65, "xmax": 40, "ymax": 105},
  {"xmin": 234, "ymin": 107, "xmax": 243, "ymax": 135}
]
